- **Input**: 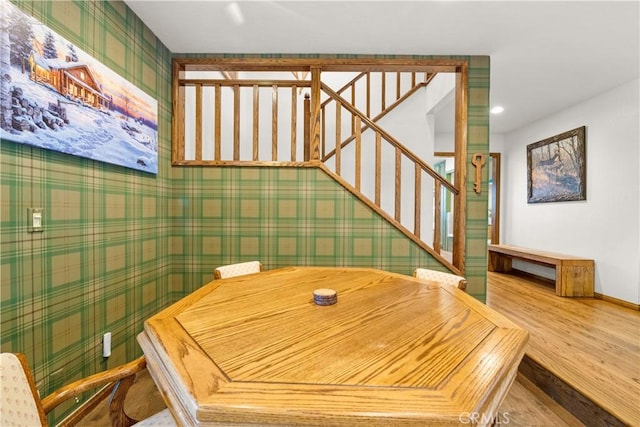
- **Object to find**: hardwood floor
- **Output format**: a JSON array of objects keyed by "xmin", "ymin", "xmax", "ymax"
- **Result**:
[
  {"xmin": 500, "ymin": 374, "xmax": 583, "ymax": 427},
  {"xmin": 80, "ymin": 272, "xmax": 639, "ymax": 426},
  {"xmin": 487, "ymin": 271, "xmax": 640, "ymax": 426}
]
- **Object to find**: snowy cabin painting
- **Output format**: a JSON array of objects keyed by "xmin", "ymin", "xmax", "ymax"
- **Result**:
[
  {"xmin": 0, "ymin": 0, "xmax": 158, "ymax": 174},
  {"xmin": 28, "ymin": 51, "xmax": 112, "ymax": 111}
]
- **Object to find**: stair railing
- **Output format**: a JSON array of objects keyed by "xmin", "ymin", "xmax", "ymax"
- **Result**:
[
  {"xmin": 173, "ymin": 77, "xmax": 311, "ymax": 164},
  {"xmin": 172, "ymin": 65, "xmax": 465, "ymax": 273},
  {"xmin": 320, "ymin": 71, "xmax": 433, "ymax": 160},
  {"xmin": 320, "ymin": 82, "xmax": 461, "ymax": 272}
]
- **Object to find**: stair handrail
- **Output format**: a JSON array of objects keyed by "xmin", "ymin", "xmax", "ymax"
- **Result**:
[
  {"xmin": 171, "ymin": 62, "xmax": 465, "ymax": 274},
  {"xmin": 320, "ymin": 72, "xmax": 368, "ymax": 108},
  {"xmin": 317, "ymin": 163, "xmax": 461, "ymax": 275},
  {"xmin": 320, "ymin": 72, "xmax": 435, "ymax": 162},
  {"xmin": 320, "ymin": 82, "xmax": 459, "ymax": 196},
  {"xmin": 322, "ymin": 76, "xmax": 434, "ymax": 163}
]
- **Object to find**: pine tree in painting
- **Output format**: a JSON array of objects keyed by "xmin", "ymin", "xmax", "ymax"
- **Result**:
[
  {"xmin": 1, "ymin": 5, "xmax": 13, "ymax": 130},
  {"xmin": 42, "ymin": 31, "xmax": 57, "ymax": 59},
  {"xmin": 67, "ymin": 43, "xmax": 78, "ymax": 62},
  {"xmin": 7, "ymin": 7, "xmax": 34, "ymax": 73}
]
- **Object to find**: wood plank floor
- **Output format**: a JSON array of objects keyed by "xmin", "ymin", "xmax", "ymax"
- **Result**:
[
  {"xmin": 486, "ymin": 271, "xmax": 640, "ymax": 426},
  {"xmin": 81, "ymin": 272, "xmax": 639, "ymax": 426}
]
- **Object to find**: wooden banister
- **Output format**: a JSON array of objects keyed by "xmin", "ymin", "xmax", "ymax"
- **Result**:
[
  {"xmin": 320, "ymin": 72, "xmax": 433, "ymax": 162},
  {"xmin": 318, "ymin": 163, "xmax": 461, "ymax": 275},
  {"xmin": 171, "ymin": 59, "xmax": 468, "ymax": 274},
  {"xmin": 320, "ymin": 83, "xmax": 458, "ymax": 195},
  {"xmin": 319, "ymin": 80, "xmax": 463, "ymax": 273},
  {"xmin": 320, "ymin": 72, "xmax": 368, "ymax": 108},
  {"xmin": 322, "ymin": 79, "xmax": 431, "ymax": 162}
]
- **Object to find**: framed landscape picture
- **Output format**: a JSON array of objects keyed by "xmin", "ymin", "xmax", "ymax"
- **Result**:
[
  {"xmin": 527, "ymin": 126, "xmax": 586, "ymax": 203},
  {"xmin": 0, "ymin": 0, "xmax": 158, "ymax": 174}
]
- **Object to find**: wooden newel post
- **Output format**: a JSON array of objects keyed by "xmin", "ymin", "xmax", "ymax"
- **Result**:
[
  {"xmin": 308, "ymin": 66, "xmax": 321, "ymax": 161},
  {"xmin": 304, "ymin": 93, "xmax": 310, "ymax": 161}
]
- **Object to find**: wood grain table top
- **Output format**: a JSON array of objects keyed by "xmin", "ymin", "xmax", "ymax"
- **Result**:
[{"xmin": 138, "ymin": 267, "xmax": 528, "ymax": 426}]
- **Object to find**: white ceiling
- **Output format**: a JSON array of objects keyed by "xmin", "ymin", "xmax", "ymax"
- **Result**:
[{"xmin": 123, "ymin": 1, "xmax": 639, "ymax": 134}]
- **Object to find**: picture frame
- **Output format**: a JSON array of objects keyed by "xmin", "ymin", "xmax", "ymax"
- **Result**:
[
  {"xmin": 0, "ymin": 1, "xmax": 158, "ymax": 174},
  {"xmin": 527, "ymin": 126, "xmax": 586, "ymax": 203}
]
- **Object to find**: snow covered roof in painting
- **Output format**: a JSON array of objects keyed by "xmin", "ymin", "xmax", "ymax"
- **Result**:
[
  {"xmin": 30, "ymin": 50, "xmax": 88, "ymax": 71},
  {"xmin": 30, "ymin": 50, "xmax": 106, "ymax": 97},
  {"xmin": 29, "ymin": 51, "xmax": 51, "ymax": 70}
]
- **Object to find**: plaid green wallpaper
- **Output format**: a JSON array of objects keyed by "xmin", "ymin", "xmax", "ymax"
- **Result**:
[
  {"xmin": 1, "ymin": 2, "xmax": 489, "ymax": 424},
  {"xmin": 464, "ymin": 55, "xmax": 491, "ymax": 297},
  {"xmin": 169, "ymin": 166, "xmax": 459, "ymax": 298},
  {"xmin": 0, "ymin": 0, "xmax": 172, "ymax": 423}
]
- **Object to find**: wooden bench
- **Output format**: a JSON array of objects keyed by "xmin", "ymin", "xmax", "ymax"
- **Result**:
[{"xmin": 488, "ymin": 244, "xmax": 594, "ymax": 297}]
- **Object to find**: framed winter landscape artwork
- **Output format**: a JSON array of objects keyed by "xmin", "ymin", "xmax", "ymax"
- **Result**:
[
  {"xmin": 0, "ymin": 0, "xmax": 158, "ymax": 174},
  {"xmin": 527, "ymin": 126, "xmax": 586, "ymax": 203}
]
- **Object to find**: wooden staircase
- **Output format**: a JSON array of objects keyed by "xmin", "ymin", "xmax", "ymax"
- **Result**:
[
  {"xmin": 171, "ymin": 58, "xmax": 468, "ymax": 275},
  {"xmin": 172, "ymin": 60, "xmax": 466, "ymax": 275},
  {"xmin": 317, "ymin": 76, "xmax": 460, "ymax": 272}
]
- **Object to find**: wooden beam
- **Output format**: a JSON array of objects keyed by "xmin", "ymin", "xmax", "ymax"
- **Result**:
[{"xmin": 174, "ymin": 56, "xmax": 466, "ymax": 73}]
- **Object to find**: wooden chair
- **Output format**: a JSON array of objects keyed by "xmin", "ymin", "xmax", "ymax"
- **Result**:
[
  {"xmin": 0, "ymin": 352, "xmax": 174, "ymax": 427},
  {"xmin": 414, "ymin": 268, "xmax": 467, "ymax": 290},
  {"xmin": 214, "ymin": 260, "xmax": 263, "ymax": 279}
]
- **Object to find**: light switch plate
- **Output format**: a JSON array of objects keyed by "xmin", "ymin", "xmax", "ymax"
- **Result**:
[{"xmin": 27, "ymin": 208, "xmax": 43, "ymax": 232}]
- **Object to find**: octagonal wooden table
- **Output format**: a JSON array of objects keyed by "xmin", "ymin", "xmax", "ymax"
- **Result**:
[{"xmin": 137, "ymin": 267, "xmax": 528, "ymax": 426}]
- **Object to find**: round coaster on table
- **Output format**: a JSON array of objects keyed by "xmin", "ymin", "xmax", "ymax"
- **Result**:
[{"xmin": 313, "ymin": 288, "xmax": 337, "ymax": 306}]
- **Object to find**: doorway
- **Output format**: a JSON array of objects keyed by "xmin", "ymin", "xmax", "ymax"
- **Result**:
[{"xmin": 434, "ymin": 152, "xmax": 501, "ymax": 245}]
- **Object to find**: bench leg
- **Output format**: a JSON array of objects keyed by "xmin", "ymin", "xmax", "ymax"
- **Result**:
[
  {"xmin": 557, "ymin": 264, "xmax": 595, "ymax": 297},
  {"xmin": 488, "ymin": 252, "xmax": 512, "ymax": 273}
]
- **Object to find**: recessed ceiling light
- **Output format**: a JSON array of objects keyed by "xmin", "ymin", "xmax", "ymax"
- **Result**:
[{"xmin": 490, "ymin": 106, "xmax": 504, "ymax": 114}]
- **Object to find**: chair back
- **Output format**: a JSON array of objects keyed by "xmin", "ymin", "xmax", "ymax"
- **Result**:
[
  {"xmin": 0, "ymin": 353, "xmax": 47, "ymax": 426},
  {"xmin": 414, "ymin": 268, "xmax": 467, "ymax": 290},
  {"xmin": 214, "ymin": 261, "xmax": 263, "ymax": 279}
]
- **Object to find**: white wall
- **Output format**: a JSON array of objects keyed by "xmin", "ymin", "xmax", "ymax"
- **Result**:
[{"xmin": 502, "ymin": 78, "xmax": 640, "ymax": 304}]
